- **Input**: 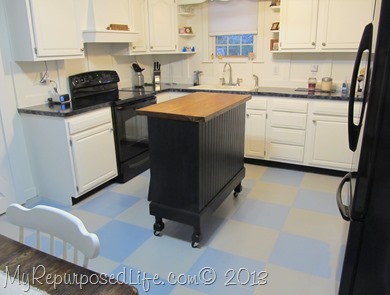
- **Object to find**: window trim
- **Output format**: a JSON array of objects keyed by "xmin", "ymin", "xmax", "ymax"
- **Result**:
[{"xmin": 209, "ymin": 34, "xmax": 258, "ymax": 62}]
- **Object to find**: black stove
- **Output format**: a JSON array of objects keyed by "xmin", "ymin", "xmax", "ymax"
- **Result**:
[
  {"xmin": 69, "ymin": 70, "xmax": 155, "ymax": 106},
  {"xmin": 68, "ymin": 70, "xmax": 156, "ymax": 183}
]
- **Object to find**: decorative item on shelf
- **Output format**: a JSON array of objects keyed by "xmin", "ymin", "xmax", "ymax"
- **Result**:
[
  {"xmin": 184, "ymin": 27, "xmax": 193, "ymax": 34},
  {"xmin": 276, "ymin": 0, "xmax": 281, "ymax": 5},
  {"xmin": 179, "ymin": 28, "xmax": 186, "ymax": 34},
  {"xmin": 248, "ymin": 52, "xmax": 255, "ymax": 60},
  {"xmin": 106, "ymin": 24, "xmax": 129, "ymax": 31},
  {"xmin": 270, "ymin": 0, "xmax": 280, "ymax": 7},
  {"xmin": 179, "ymin": 5, "xmax": 194, "ymax": 14},
  {"xmin": 182, "ymin": 46, "xmax": 194, "ymax": 52},
  {"xmin": 270, "ymin": 39, "xmax": 279, "ymax": 51},
  {"xmin": 271, "ymin": 22, "xmax": 280, "ymax": 31}
]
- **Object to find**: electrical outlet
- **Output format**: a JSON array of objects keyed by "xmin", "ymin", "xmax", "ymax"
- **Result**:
[
  {"xmin": 273, "ymin": 66, "xmax": 279, "ymax": 75},
  {"xmin": 40, "ymin": 72, "xmax": 48, "ymax": 84},
  {"xmin": 310, "ymin": 65, "xmax": 318, "ymax": 72}
]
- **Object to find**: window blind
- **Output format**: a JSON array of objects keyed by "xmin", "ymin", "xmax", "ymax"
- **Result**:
[{"xmin": 208, "ymin": 0, "xmax": 259, "ymax": 36}]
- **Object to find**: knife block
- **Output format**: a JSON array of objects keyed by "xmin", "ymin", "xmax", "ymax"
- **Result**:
[{"xmin": 153, "ymin": 70, "xmax": 161, "ymax": 85}]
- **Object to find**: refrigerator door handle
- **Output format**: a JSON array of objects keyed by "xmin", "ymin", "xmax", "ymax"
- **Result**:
[
  {"xmin": 337, "ymin": 172, "xmax": 353, "ymax": 221},
  {"xmin": 348, "ymin": 23, "xmax": 373, "ymax": 151}
]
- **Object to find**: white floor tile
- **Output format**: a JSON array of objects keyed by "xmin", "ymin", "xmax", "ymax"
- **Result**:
[{"xmin": 209, "ymin": 219, "xmax": 279, "ymax": 262}]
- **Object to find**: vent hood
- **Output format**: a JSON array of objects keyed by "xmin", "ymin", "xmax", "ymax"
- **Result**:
[
  {"xmin": 82, "ymin": 30, "xmax": 139, "ymax": 43},
  {"xmin": 177, "ymin": 0, "xmax": 206, "ymax": 4},
  {"xmin": 82, "ymin": 0, "xmax": 139, "ymax": 43}
]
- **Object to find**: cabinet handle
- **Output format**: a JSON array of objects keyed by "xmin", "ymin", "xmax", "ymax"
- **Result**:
[
  {"xmin": 80, "ymin": 48, "xmax": 84, "ymax": 52},
  {"xmin": 312, "ymin": 42, "xmax": 316, "ymax": 46},
  {"xmin": 133, "ymin": 46, "xmax": 136, "ymax": 49},
  {"xmin": 246, "ymin": 114, "xmax": 249, "ymax": 118},
  {"xmin": 322, "ymin": 42, "xmax": 326, "ymax": 46},
  {"xmin": 150, "ymin": 46, "xmax": 154, "ymax": 49}
]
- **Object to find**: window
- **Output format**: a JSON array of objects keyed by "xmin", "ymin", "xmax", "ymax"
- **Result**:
[
  {"xmin": 216, "ymin": 34, "xmax": 254, "ymax": 58},
  {"xmin": 208, "ymin": 0, "xmax": 259, "ymax": 59}
]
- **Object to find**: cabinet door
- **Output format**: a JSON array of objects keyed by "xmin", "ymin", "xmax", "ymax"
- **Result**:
[
  {"xmin": 306, "ymin": 115, "xmax": 353, "ymax": 170},
  {"xmin": 279, "ymin": 0, "xmax": 319, "ymax": 50},
  {"xmin": 70, "ymin": 123, "xmax": 117, "ymax": 196},
  {"xmin": 30, "ymin": 0, "xmax": 83, "ymax": 58},
  {"xmin": 148, "ymin": 0, "xmax": 177, "ymax": 52},
  {"xmin": 130, "ymin": 0, "xmax": 148, "ymax": 52},
  {"xmin": 245, "ymin": 110, "xmax": 266, "ymax": 159},
  {"xmin": 320, "ymin": 0, "xmax": 375, "ymax": 50}
]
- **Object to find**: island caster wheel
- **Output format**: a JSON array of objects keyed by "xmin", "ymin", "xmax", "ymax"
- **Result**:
[
  {"xmin": 153, "ymin": 217, "xmax": 164, "ymax": 236},
  {"xmin": 233, "ymin": 183, "xmax": 243, "ymax": 197},
  {"xmin": 191, "ymin": 232, "xmax": 201, "ymax": 248}
]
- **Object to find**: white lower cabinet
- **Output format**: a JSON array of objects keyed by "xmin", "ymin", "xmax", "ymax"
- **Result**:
[
  {"xmin": 244, "ymin": 96, "xmax": 355, "ymax": 171},
  {"xmin": 245, "ymin": 98, "xmax": 267, "ymax": 159},
  {"xmin": 305, "ymin": 101, "xmax": 359, "ymax": 170},
  {"xmin": 21, "ymin": 107, "xmax": 117, "ymax": 205},
  {"xmin": 266, "ymin": 99, "xmax": 308, "ymax": 164}
]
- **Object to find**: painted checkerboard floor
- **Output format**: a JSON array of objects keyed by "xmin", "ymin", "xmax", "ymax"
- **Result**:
[{"xmin": 0, "ymin": 164, "xmax": 347, "ymax": 295}]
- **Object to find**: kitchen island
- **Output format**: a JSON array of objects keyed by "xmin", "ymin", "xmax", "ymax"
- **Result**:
[{"xmin": 137, "ymin": 92, "xmax": 251, "ymax": 247}]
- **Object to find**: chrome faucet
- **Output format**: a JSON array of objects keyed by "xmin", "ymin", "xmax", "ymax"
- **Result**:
[
  {"xmin": 253, "ymin": 74, "xmax": 259, "ymax": 87},
  {"xmin": 223, "ymin": 63, "xmax": 233, "ymax": 85}
]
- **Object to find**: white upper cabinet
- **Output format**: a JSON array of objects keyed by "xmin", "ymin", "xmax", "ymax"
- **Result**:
[
  {"xmin": 129, "ymin": 0, "xmax": 149, "ymax": 52},
  {"xmin": 280, "ymin": 0, "xmax": 375, "ymax": 52},
  {"xmin": 319, "ymin": 0, "xmax": 374, "ymax": 50},
  {"xmin": 148, "ymin": 0, "xmax": 177, "ymax": 52},
  {"xmin": 279, "ymin": 0, "xmax": 319, "ymax": 50},
  {"xmin": 5, "ymin": 0, "xmax": 84, "ymax": 61}
]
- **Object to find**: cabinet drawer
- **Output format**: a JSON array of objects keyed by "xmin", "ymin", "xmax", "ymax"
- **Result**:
[
  {"xmin": 311, "ymin": 101, "xmax": 362, "ymax": 117},
  {"xmin": 67, "ymin": 108, "xmax": 112, "ymax": 135},
  {"xmin": 247, "ymin": 98, "xmax": 267, "ymax": 110},
  {"xmin": 268, "ymin": 143, "xmax": 305, "ymax": 162},
  {"xmin": 271, "ymin": 100, "xmax": 308, "ymax": 113},
  {"xmin": 270, "ymin": 127, "xmax": 306, "ymax": 146},
  {"xmin": 271, "ymin": 111, "xmax": 307, "ymax": 130}
]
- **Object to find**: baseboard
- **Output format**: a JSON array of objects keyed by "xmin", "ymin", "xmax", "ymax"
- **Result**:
[{"xmin": 244, "ymin": 158, "xmax": 348, "ymax": 177}]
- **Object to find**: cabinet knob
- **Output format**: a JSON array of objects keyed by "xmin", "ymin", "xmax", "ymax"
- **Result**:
[
  {"xmin": 133, "ymin": 46, "xmax": 136, "ymax": 49},
  {"xmin": 312, "ymin": 42, "xmax": 316, "ymax": 46},
  {"xmin": 246, "ymin": 114, "xmax": 249, "ymax": 118},
  {"xmin": 322, "ymin": 42, "xmax": 326, "ymax": 46},
  {"xmin": 150, "ymin": 46, "xmax": 154, "ymax": 49},
  {"xmin": 80, "ymin": 48, "xmax": 84, "ymax": 52}
]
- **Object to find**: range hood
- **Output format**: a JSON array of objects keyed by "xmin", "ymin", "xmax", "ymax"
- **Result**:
[
  {"xmin": 82, "ymin": 30, "xmax": 139, "ymax": 43},
  {"xmin": 177, "ymin": 0, "xmax": 206, "ymax": 4}
]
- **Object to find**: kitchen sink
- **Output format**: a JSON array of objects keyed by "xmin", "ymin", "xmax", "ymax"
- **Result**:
[{"xmin": 188, "ymin": 84, "xmax": 259, "ymax": 92}]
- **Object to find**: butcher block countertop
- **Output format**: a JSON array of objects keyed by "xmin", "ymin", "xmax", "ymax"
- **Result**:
[{"xmin": 137, "ymin": 92, "xmax": 251, "ymax": 122}]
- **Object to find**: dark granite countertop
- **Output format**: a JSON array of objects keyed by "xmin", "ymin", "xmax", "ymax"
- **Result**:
[
  {"xmin": 18, "ymin": 84, "xmax": 350, "ymax": 118},
  {"xmin": 158, "ymin": 83, "xmax": 350, "ymax": 101}
]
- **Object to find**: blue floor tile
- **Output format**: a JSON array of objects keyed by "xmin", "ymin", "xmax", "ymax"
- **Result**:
[
  {"xmin": 260, "ymin": 167, "xmax": 305, "ymax": 186},
  {"xmin": 79, "ymin": 191, "xmax": 140, "ymax": 218},
  {"xmin": 96, "ymin": 220, "xmax": 152, "ymax": 262},
  {"xmin": 269, "ymin": 232, "xmax": 332, "ymax": 279},
  {"xmin": 294, "ymin": 188, "xmax": 339, "ymax": 216},
  {"xmin": 231, "ymin": 198, "xmax": 290, "ymax": 230},
  {"xmin": 186, "ymin": 248, "xmax": 266, "ymax": 295}
]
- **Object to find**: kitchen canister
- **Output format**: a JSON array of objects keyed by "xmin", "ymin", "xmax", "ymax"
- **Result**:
[{"xmin": 321, "ymin": 77, "xmax": 333, "ymax": 92}]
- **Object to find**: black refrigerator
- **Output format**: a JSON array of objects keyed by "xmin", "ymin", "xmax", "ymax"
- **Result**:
[{"xmin": 337, "ymin": 0, "xmax": 390, "ymax": 294}]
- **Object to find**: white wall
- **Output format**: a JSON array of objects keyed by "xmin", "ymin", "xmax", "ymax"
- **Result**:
[{"xmin": 168, "ymin": 1, "xmax": 358, "ymax": 89}]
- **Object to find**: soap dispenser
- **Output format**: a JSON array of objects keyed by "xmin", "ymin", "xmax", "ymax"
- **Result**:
[{"xmin": 193, "ymin": 70, "xmax": 203, "ymax": 86}]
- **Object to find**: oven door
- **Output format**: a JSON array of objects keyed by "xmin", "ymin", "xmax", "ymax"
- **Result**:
[{"xmin": 113, "ymin": 97, "xmax": 156, "ymax": 162}]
